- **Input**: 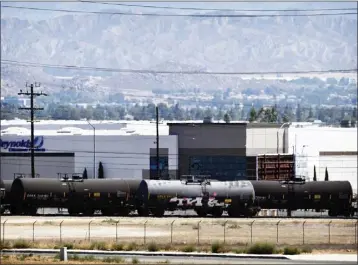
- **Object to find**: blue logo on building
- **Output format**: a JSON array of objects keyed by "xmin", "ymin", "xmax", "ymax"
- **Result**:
[{"xmin": 0, "ymin": 136, "xmax": 46, "ymax": 152}]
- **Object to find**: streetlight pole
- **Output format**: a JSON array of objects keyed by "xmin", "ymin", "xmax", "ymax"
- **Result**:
[
  {"xmin": 277, "ymin": 122, "xmax": 291, "ymax": 153},
  {"xmin": 156, "ymin": 106, "xmax": 160, "ymax": 180},
  {"xmin": 86, "ymin": 120, "xmax": 96, "ymax": 179}
]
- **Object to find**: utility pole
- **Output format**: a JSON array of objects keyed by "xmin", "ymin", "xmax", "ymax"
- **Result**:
[
  {"xmin": 18, "ymin": 82, "xmax": 47, "ymax": 178},
  {"xmin": 156, "ymin": 106, "xmax": 160, "ymax": 180}
]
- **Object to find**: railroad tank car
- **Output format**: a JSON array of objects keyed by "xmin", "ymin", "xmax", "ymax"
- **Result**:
[
  {"xmin": 1, "ymin": 179, "xmax": 14, "ymax": 214},
  {"xmin": 136, "ymin": 179, "xmax": 204, "ymax": 216},
  {"xmin": 10, "ymin": 178, "xmax": 141, "ymax": 216},
  {"xmin": 206, "ymin": 180, "xmax": 258, "ymax": 217},
  {"xmin": 136, "ymin": 179, "xmax": 257, "ymax": 217},
  {"xmin": 250, "ymin": 180, "xmax": 354, "ymax": 217}
]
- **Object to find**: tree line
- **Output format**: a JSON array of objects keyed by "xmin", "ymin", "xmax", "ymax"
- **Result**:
[{"xmin": 1, "ymin": 101, "xmax": 356, "ymax": 125}]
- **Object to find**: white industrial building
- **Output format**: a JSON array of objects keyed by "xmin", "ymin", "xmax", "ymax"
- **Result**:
[
  {"xmin": 0, "ymin": 119, "xmax": 356, "ymax": 193},
  {"xmin": 0, "ymin": 120, "xmax": 178, "ymax": 180},
  {"xmin": 289, "ymin": 123, "xmax": 357, "ymax": 193}
]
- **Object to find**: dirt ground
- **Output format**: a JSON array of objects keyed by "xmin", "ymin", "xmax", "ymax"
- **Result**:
[{"xmin": 1, "ymin": 216, "xmax": 357, "ymax": 246}]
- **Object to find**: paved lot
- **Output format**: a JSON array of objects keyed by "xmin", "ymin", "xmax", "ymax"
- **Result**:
[{"xmin": 1, "ymin": 215, "xmax": 357, "ymax": 245}]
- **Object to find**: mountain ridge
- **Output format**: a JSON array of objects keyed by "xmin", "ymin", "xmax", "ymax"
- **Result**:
[{"xmin": 1, "ymin": 12, "xmax": 356, "ymax": 96}]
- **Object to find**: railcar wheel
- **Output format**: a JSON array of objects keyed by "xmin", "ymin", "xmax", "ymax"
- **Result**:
[
  {"xmin": 151, "ymin": 207, "xmax": 165, "ymax": 217},
  {"xmin": 24, "ymin": 207, "xmax": 38, "ymax": 215},
  {"xmin": 102, "ymin": 208, "xmax": 115, "ymax": 216},
  {"xmin": 117, "ymin": 208, "xmax": 130, "ymax": 216},
  {"xmin": 83, "ymin": 208, "xmax": 95, "ymax": 216},
  {"xmin": 10, "ymin": 205, "xmax": 22, "ymax": 215},
  {"xmin": 211, "ymin": 207, "xmax": 223, "ymax": 217},
  {"xmin": 68, "ymin": 207, "xmax": 79, "ymax": 216},
  {"xmin": 328, "ymin": 209, "xmax": 337, "ymax": 217},
  {"xmin": 137, "ymin": 207, "xmax": 149, "ymax": 217},
  {"xmin": 195, "ymin": 209, "xmax": 207, "ymax": 217}
]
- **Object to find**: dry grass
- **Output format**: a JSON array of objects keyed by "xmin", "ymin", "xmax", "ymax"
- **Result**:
[
  {"xmin": 0, "ymin": 241, "xmax": 356, "ymax": 265},
  {"xmin": 0, "ymin": 254, "xmax": 129, "ymax": 264},
  {"xmin": 0, "ymin": 238, "xmax": 356, "ymax": 254}
]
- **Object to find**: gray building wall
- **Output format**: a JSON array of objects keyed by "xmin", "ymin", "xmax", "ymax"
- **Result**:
[
  {"xmin": 168, "ymin": 122, "xmax": 289, "ymax": 180},
  {"xmin": 169, "ymin": 123, "xmax": 247, "ymax": 179},
  {"xmin": 142, "ymin": 148, "xmax": 177, "ymax": 180}
]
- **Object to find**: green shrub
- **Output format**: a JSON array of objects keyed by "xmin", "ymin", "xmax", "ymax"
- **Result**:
[
  {"xmin": 126, "ymin": 242, "xmax": 138, "ymax": 251},
  {"xmin": 182, "ymin": 244, "xmax": 196, "ymax": 252},
  {"xmin": 90, "ymin": 241, "xmax": 107, "ymax": 250},
  {"xmin": 103, "ymin": 256, "xmax": 125, "ymax": 263},
  {"xmin": 132, "ymin": 257, "xmax": 139, "ymax": 264},
  {"xmin": 211, "ymin": 241, "xmax": 224, "ymax": 253},
  {"xmin": 162, "ymin": 244, "xmax": 171, "ymax": 251},
  {"xmin": 283, "ymin": 246, "xmax": 301, "ymax": 255},
  {"xmin": 112, "ymin": 243, "xmax": 124, "ymax": 251},
  {"xmin": 12, "ymin": 239, "xmax": 31, "ymax": 249},
  {"xmin": 69, "ymin": 254, "xmax": 80, "ymax": 261},
  {"xmin": 147, "ymin": 242, "xmax": 158, "ymax": 252},
  {"xmin": 0, "ymin": 241, "xmax": 11, "ymax": 250},
  {"xmin": 63, "ymin": 242, "xmax": 74, "ymax": 249},
  {"xmin": 69, "ymin": 255, "xmax": 95, "ymax": 261},
  {"xmin": 301, "ymin": 245, "xmax": 312, "ymax": 253},
  {"xmin": 247, "ymin": 242, "xmax": 276, "ymax": 254},
  {"xmin": 234, "ymin": 248, "xmax": 247, "ymax": 254}
]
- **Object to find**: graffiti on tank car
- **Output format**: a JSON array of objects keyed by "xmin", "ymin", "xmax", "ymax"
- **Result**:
[{"xmin": 167, "ymin": 197, "xmax": 226, "ymax": 208}]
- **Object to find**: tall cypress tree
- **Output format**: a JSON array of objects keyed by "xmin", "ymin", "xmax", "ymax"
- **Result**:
[
  {"xmin": 313, "ymin": 165, "xmax": 317, "ymax": 181},
  {"xmin": 324, "ymin": 167, "xmax": 329, "ymax": 181},
  {"xmin": 249, "ymin": 106, "xmax": 257, "ymax": 122},
  {"xmin": 83, "ymin": 168, "xmax": 88, "ymax": 179},
  {"xmin": 98, "ymin": 162, "xmax": 104, "ymax": 179}
]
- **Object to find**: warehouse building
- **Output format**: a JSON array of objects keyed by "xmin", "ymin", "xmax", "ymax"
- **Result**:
[
  {"xmin": 0, "ymin": 121, "xmax": 178, "ymax": 181},
  {"xmin": 168, "ymin": 121, "xmax": 290, "ymax": 180}
]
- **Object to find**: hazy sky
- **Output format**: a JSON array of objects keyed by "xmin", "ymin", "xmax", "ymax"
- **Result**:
[{"xmin": 1, "ymin": 1, "xmax": 357, "ymax": 20}]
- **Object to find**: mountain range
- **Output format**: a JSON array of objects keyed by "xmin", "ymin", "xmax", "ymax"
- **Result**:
[{"xmin": 1, "ymin": 8, "xmax": 357, "ymax": 97}]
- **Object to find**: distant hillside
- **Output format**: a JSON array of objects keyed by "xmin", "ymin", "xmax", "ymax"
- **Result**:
[{"xmin": 1, "ymin": 10, "xmax": 356, "ymax": 96}]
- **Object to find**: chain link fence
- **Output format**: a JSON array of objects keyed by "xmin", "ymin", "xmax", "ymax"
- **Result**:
[{"xmin": 1, "ymin": 218, "xmax": 357, "ymax": 246}]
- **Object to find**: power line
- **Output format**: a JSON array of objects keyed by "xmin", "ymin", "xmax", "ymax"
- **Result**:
[
  {"xmin": 2, "ymin": 59, "xmax": 357, "ymax": 76},
  {"xmin": 1, "ymin": 5, "xmax": 357, "ymax": 17},
  {"xmin": 79, "ymin": 1, "xmax": 358, "ymax": 13},
  {"xmin": 3, "ymin": 160, "xmax": 356, "ymax": 171},
  {"xmin": 2, "ymin": 151, "xmax": 356, "ymax": 161}
]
